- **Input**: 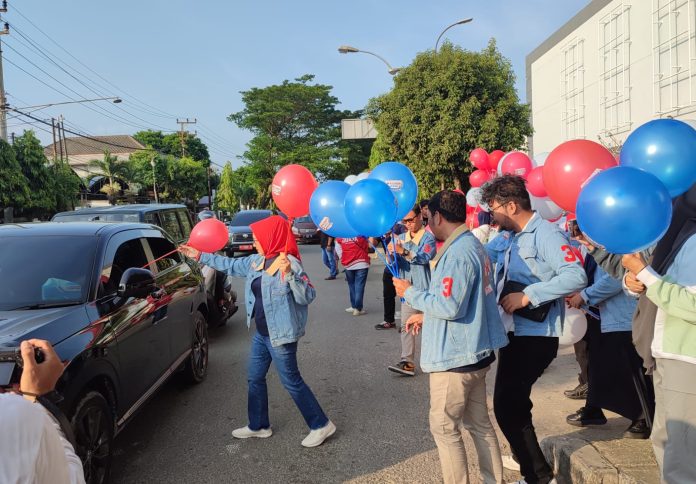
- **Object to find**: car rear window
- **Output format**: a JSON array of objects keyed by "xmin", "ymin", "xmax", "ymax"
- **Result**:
[
  {"xmin": 230, "ymin": 211, "xmax": 271, "ymax": 226},
  {"xmin": 0, "ymin": 236, "xmax": 96, "ymax": 310},
  {"xmin": 53, "ymin": 213, "xmax": 141, "ymax": 222}
]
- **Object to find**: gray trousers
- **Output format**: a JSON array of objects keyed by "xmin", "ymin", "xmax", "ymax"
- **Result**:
[
  {"xmin": 400, "ymin": 302, "xmax": 421, "ymax": 363},
  {"xmin": 651, "ymin": 357, "xmax": 696, "ymax": 483}
]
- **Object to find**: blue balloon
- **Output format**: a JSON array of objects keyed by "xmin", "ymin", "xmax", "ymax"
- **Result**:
[
  {"xmin": 620, "ymin": 119, "xmax": 696, "ymax": 197},
  {"xmin": 309, "ymin": 181, "xmax": 358, "ymax": 238},
  {"xmin": 344, "ymin": 179, "xmax": 398, "ymax": 237},
  {"xmin": 576, "ymin": 166, "xmax": 672, "ymax": 254},
  {"xmin": 369, "ymin": 161, "xmax": 418, "ymax": 220}
]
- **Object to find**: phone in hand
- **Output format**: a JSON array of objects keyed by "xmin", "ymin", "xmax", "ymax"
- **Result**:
[{"xmin": 568, "ymin": 220, "xmax": 582, "ymax": 238}]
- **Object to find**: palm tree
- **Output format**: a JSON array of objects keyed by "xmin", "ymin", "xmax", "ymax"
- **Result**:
[{"xmin": 88, "ymin": 150, "xmax": 125, "ymax": 204}]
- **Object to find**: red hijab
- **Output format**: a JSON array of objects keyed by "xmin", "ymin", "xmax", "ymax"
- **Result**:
[{"xmin": 249, "ymin": 215, "xmax": 301, "ymax": 261}]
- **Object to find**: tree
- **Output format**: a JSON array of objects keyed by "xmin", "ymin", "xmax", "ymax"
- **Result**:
[
  {"xmin": 228, "ymin": 74, "xmax": 350, "ymax": 207},
  {"xmin": 52, "ymin": 160, "xmax": 81, "ymax": 212},
  {"xmin": 216, "ymin": 162, "xmax": 237, "ymax": 212},
  {"xmin": 366, "ymin": 40, "xmax": 533, "ymax": 195},
  {"xmin": 13, "ymin": 130, "xmax": 55, "ymax": 212},
  {"xmin": 133, "ymin": 130, "xmax": 210, "ymax": 162},
  {"xmin": 0, "ymin": 139, "xmax": 29, "ymax": 208},
  {"xmin": 88, "ymin": 150, "xmax": 126, "ymax": 204},
  {"xmin": 165, "ymin": 157, "xmax": 208, "ymax": 204}
]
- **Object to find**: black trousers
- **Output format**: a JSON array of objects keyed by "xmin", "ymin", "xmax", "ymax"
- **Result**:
[
  {"xmin": 382, "ymin": 268, "xmax": 396, "ymax": 323},
  {"xmin": 494, "ymin": 333, "xmax": 558, "ymax": 484}
]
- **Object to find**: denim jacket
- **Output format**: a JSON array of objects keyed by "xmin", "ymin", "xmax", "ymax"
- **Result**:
[
  {"xmin": 199, "ymin": 253, "xmax": 316, "ymax": 347},
  {"xmin": 581, "ymin": 264, "xmax": 637, "ymax": 333},
  {"xmin": 404, "ymin": 225, "xmax": 509, "ymax": 372},
  {"xmin": 503, "ymin": 213, "xmax": 588, "ymax": 337},
  {"xmin": 396, "ymin": 228, "xmax": 437, "ymax": 291}
]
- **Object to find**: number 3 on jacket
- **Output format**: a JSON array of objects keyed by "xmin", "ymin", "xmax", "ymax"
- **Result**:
[{"xmin": 442, "ymin": 277, "xmax": 453, "ymax": 297}]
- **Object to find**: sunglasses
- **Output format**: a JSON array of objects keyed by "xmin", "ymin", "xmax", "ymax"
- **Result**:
[{"xmin": 402, "ymin": 216, "xmax": 418, "ymax": 224}]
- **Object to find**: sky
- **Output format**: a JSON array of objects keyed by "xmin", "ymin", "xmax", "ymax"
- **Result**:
[{"xmin": 4, "ymin": 0, "xmax": 588, "ymax": 169}]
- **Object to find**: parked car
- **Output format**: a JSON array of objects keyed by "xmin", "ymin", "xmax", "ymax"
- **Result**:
[
  {"xmin": 292, "ymin": 216, "xmax": 320, "ymax": 243},
  {"xmin": 0, "ymin": 222, "xmax": 209, "ymax": 484},
  {"xmin": 52, "ymin": 204, "xmax": 194, "ymax": 244},
  {"xmin": 53, "ymin": 204, "xmax": 237, "ymax": 325},
  {"xmin": 225, "ymin": 209, "xmax": 275, "ymax": 257}
]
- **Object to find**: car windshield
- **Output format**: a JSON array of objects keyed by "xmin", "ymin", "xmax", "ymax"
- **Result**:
[
  {"xmin": 53, "ymin": 212, "xmax": 141, "ymax": 222},
  {"xmin": 229, "ymin": 211, "xmax": 270, "ymax": 226},
  {"xmin": 295, "ymin": 216, "xmax": 313, "ymax": 223},
  {"xmin": 0, "ymin": 236, "xmax": 96, "ymax": 310}
]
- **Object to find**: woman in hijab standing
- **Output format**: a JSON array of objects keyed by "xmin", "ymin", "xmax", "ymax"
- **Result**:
[{"xmin": 180, "ymin": 215, "xmax": 336, "ymax": 447}]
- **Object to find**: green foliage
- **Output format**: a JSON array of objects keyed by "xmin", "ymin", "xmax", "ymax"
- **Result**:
[
  {"xmin": 228, "ymin": 74, "xmax": 353, "ymax": 207},
  {"xmin": 0, "ymin": 138, "xmax": 29, "ymax": 207},
  {"xmin": 216, "ymin": 162, "xmax": 238, "ymax": 212},
  {"xmin": 367, "ymin": 39, "xmax": 533, "ymax": 195},
  {"xmin": 133, "ymin": 130, "xmax": 210, "ymax": 162},
  {"xmin": 52, "ymin": 160, "xmax": 81, "ymax": 212},
  {"xmin": 165, "ymin": 157, "xmax": 208, "ymax": 204},
  {"xmin": 88, "ymin": 150, "xmax": 126, "ymax": 204},
  {"xmin": 13, "ymin": 130, "xmax": 56, "ymax": 211}
]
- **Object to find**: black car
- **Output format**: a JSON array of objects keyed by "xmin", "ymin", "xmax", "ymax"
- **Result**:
[
  {"xmin": 225, "ymin": 209, "xmax": 274, "ymax": 257},
  {"xmin": 52, "ymin": 204, "xmax": 194, "ymax": 245},
  {"xmin": 292, "ymin": 216, "xmax": 320, "ymax": 244},
  {"xmin": 0, "ymin": 222, "xmax": 209, "ymax": 484}
]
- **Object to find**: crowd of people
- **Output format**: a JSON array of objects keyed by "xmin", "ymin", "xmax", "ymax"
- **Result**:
[{"xmin": 2, "ymin": 175, "xmax": 693, "ymax": 484}]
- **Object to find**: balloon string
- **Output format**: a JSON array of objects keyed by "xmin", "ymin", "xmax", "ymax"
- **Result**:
[
  {"xmin": 370, "ymin": 240, "xmax": 398, "ymax": 277},
  {"xmin": 381, "ymin": 237, "xmax": 399, "ymax": 276},
  {"xmin": 143, "ymin": 248, "xmax": 180, "ymax": 269},
  {"xmin": 285, "ymin": 217, "xmax": 294, "ymax": 255},
  {"xmin": 384, "ymin": 236, "xmax": 406, "ymax": 303}
]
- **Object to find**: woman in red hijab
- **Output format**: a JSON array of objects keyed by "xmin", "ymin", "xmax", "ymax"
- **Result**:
[{"xmin": 180, "ymin": 216, "xmax": 335, "ymax": 447}]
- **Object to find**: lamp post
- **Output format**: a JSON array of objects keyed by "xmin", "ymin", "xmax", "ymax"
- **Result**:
[
  {"xmin": 338, "ymin": 45, "xmax": 401, "ymax": 75},
  {"xmin": 7, "ymin": 96, "xmax": 122, "ymax": 111},
  {"xmin": 435, "ymin": 17, "xmax": 473, "ymax": 52}
]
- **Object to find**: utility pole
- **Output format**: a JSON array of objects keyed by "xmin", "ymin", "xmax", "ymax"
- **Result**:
[
  {"xmin": 207, "ymin": 164, "xmax": 212, "ymax": 209},
  {"xmin": 59, "ymin": 115, "xmax": 68, "ymax": 162},
  {"xmin": 51, "ymin": 117, "xmax": 58, "ymax": 161},
  {"xmin": 151, "ymin": 153, "xmax": 159, "ymax": 203},
  {"xmin": 176, "ymin": 118, "xmax": 196, "ymax": 157},
  {"xmin": 0, "ymin": 1, "xmax": 10, "ymax": 142}
]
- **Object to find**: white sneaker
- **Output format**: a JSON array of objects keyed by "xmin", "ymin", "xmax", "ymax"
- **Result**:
[
  {"xmin": 352, "ymin": 309, "xmax": 367, "ymax": 316},
  {"xmin": 301, "ymin": 420, "xmax": 336, "ymax": 448},
  {"xmin": 502, "ymin": 455, "xmax": 521, "ymax": 472},
  {"xmin": 231, "ymin": 426, "xmax": 273, "ymax": 439},
  {"xmin": 345, "ymin": 307, "xmax": 355, "ymax": 313}
]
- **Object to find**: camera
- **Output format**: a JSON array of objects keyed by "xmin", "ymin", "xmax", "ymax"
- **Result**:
[{"xmin": 0, "ymin": 346, "xmax": 45, "ymax": 387}]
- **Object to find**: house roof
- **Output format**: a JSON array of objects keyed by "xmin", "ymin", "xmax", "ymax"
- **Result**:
[{"xmin": 44, "ymin": 135, "xmax": 146, "ymax": 157}]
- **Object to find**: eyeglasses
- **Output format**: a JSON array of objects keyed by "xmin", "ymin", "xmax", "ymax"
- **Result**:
[
  {"xmin": 488, "ymin": 201, "xmax": 510, "ymax": 212},
  {"xmin": 402, "ymin": 216, "xmax": 418, "ymax": 224}
]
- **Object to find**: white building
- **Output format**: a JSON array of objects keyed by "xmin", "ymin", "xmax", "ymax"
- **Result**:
[{"xmin": 527, "ymin": 0, "xmax": 696, "ymax": 156}]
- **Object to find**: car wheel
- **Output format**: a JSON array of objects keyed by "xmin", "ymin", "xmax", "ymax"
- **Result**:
[
  {"xmin": 71, "ymin": 391, "xmax": 114, "ymax": 484},
  {"xmin": 184, "ymin": 310, "xmax": 208, "ymax": 383}
]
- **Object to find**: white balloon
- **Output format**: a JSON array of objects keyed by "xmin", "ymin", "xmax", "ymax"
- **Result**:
[
  {"xmin": 356, "ymin": 172, "xmax": 370, "ymax": 181},
  {"xmin": 530, "ymin": 195, "xmax": 563, "ymax": 220},
  {"xmin": 344, "ymin": 175, "xmax": 358, "ymax": 185},
  {"xmin": 533, "ymin": 151, "xmax": 550, "ymax": 167},
  {"xmin": 559, "ymin": 307, "xmax": 588, "ymax": 346},
  {"xmin": 466, "ymin": 187, "xmax": 482, "ymax": 207}
]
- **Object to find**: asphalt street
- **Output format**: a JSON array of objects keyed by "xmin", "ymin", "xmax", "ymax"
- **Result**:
[{"xmin": 111, "ymin": 244, "xmax": 445, "ymax": 483}]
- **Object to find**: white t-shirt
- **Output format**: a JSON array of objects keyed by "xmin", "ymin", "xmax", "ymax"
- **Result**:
[{"xmin": 0, "ymin": 393, "xmax": 85, "ymax": 484}]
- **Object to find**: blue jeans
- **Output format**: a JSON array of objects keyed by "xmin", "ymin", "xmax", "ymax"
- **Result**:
[
  {"xmin": 345, "ymin": 268, "xmax": 368, "ymax": 311},
  {"xmin": 247, "ymin": 331, "xmax": 329, "ymax": 430},
  {"xmin": 321, "ymin": 247, "xmax": 337, "ymax": 277}
]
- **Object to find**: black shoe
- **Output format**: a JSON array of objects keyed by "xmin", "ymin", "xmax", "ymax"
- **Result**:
[
  {"xmin": 375, "ymin": 321, "xmax": 396, "ymax": 330},
  {"xmin": 564, "ymin": 383, "xmax": 588, "ymax": 400},
  {"xmin": 324, "ymin": 276, "xmax": 337, "ymax": 280},
  {"xmin": 623, "ymin": 419, "xmax": 650, "ymax": 439},
  {"xmin": 388, "ymin": 361, "xmax": 416, "ymax": 376},
  {"xmin": 566, "ymin": 407, "xmax": 607, "ymax": 427}
]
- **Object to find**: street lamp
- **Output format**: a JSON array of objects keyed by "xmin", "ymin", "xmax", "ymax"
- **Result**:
[
  {"xmin": 8, "ymin": 96, "xmax": 123, "ymax": 111},
  {"xmin": 338, "ymin": 45, "xmax": 401, "ymax": 75},
  {"xmin": 150, "ymin": 154, "xmax": 159, "ymax": 204},
  {"xmin": 435, "ymin": 18, "xmax": 474, "ymax": 52}
]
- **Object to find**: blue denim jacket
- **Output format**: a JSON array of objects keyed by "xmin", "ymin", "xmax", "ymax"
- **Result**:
[
  {"xmin": 404, "ymin": 226, "xmax": 509, "ymax": 372},
  {"xmin": 581, "ymin": 264, "xmax": 637, "ymax": 333},
  {"xmin": 396, "ymin": 228, "xmax": 437, "ymax": 291},
  {"xmin": 504, "ymin": 214, "xmax": 588, "ymax": 337},
  {"xmin": 200, "ymin": 253, "xmax": 316, "ymax": 347}
]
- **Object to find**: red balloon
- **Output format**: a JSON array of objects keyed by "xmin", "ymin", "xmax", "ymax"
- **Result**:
[
  {"xmin": 488, "ymin": 150, "xmax": 505, "ymax": 172},
  {"xmin": 188, "ymin": 218, "xmax": 229, "ymax": 253},
  {"xmin": 469, "ymin": 169, "xmax": 491, "ymax": 188},
  {"xmin": 470, "ymin": 148, "xmax": 490, "ymax": 170},
  {"xmin": 272, "ymin": 164, "xmax": 318, "ymax": 218},
  {"xmin": 543, "ymin": 140, "xmax": 617, "ymax": 212},
  {"xmin": 526, "ymin": 166, "xmax": 547, "ymax": 197},
  {"xmin": 501, "ymin": 151, "xmax": 533, "ymax": 178}
]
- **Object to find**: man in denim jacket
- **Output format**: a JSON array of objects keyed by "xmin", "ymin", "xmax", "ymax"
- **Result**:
[
  {"xmin": 481, "ymin": 176, "xmax": 587, "ymax": 484},
  {"xmin": 393, "ymin": 190, "xmax": 508, "ymax": 484},
  {"xmin": 386, "ymin": 204, "xmax": 437, "ymax": 376}
]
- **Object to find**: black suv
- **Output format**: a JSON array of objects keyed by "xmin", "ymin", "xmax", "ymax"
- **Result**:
[
  {"xmin": 225, "ymin": 209, "xmax": 275, "ymax": 257},
  {"xmin": 52, "ymin": 204, "xmax": 194, "ymax": 244},
  {"xmin": 0, "ymin": 222, "xmax": 209, "ymax": 484}
]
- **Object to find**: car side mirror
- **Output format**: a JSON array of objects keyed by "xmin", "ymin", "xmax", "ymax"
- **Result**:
[{"xmin": 117, "ymin": 268, "xmax": 156, "ymax": 300}]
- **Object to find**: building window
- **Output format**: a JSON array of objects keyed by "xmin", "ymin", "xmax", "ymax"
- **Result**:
[
  {"xmin": 599, "ymin": 2, "xmax": 632, "ymax": 136},
  {"xmin": 561, "ymin": 38, "xmax": 586, "ymax": 139},
  {"xmin": 652, "ymin": 0, "xmax": 696, "ymax": 116}
]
